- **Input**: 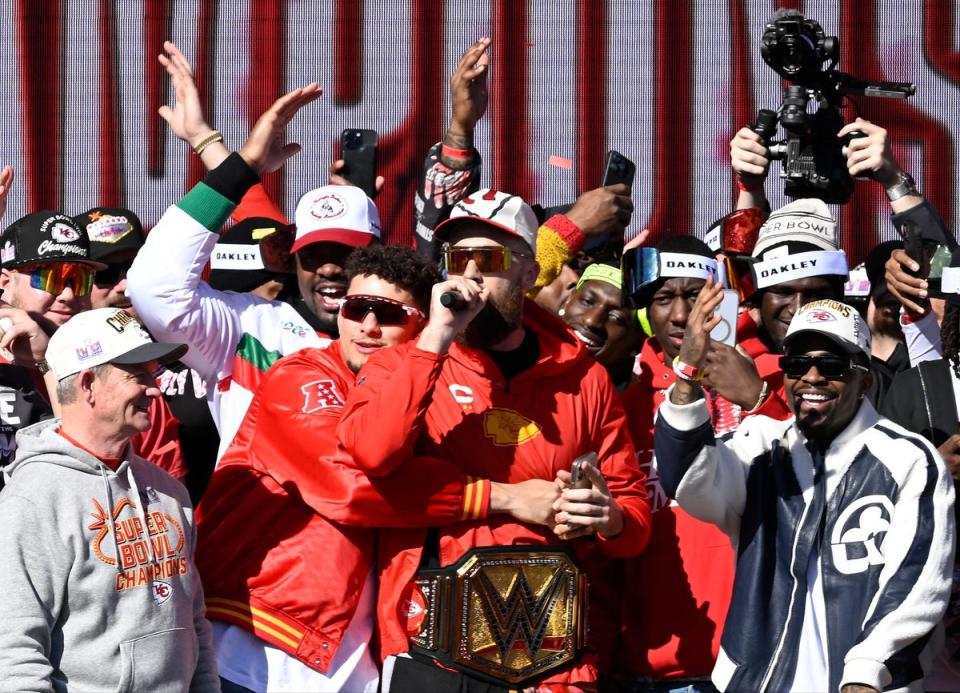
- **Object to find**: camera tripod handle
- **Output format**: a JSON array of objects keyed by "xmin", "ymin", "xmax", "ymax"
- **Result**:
[{"xmin": 752, "ymin": 109, "xmax": 779, "ymax": 142}]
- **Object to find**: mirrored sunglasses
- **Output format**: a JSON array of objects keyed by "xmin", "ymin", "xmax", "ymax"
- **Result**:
[
  {"xmin": 18, "ymin": 263, "xmax": 94, "ymax": 297},
  {"xmin": 338, "ymin": 294, "xmax": 425, "ymax": 326},
  {"xmin": 441, "ymin": 244, "xmax": 524, "ymax": 274},
  {"xmin": 779, "ymin": 354, "xmax": 869, "ymax": 379}
]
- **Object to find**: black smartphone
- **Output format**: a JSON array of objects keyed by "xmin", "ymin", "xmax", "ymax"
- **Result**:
[
  {"xmin": 585, "ymin": 150, "xmax": 636, "ymax": 253},
  {"xmin": 340, "ymin": 128, "xmax": 378, "ymax": 199},
  {"xmin": 570, "ymin": 452, "xmax": 597, "ymax": 488},
  {"xmin": 601, "ymin": 149, "xmax": 636, "ymax": 189}
]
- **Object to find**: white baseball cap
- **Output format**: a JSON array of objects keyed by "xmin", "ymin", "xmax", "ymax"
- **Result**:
[
  {"xmin": 434, "ymin": 188, "xmax": 539, "ymax": 253},
  {"xmin": 47, "ymin": 308, "xmax": 188, "ymax": 380},
  {"xmin": 782, "ymin": 299, "xmax": 871, "ymax": 357},
  {"xmin": 291, "ymin": 185, "xmax": 381, "ymax": 253}
]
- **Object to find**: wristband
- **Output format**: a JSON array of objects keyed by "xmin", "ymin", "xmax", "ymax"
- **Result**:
[
  {"xmin": 736, "ymin": 177, "xmax": 761, "ymax": 193},
  {"xmin": 672, "ymin": 355, "xmax": 704, "ymax": 382},
  {"xmin": 193, "ymin": 130, "xmax": 224, "ymax": 156},
  {"xmin": 34, "ymin": 359, "xmax": 50, "ymax": 375},
  {"xmin": 441, "ymin": 143, "xmax": 472, "ymax": 160},
  {"xmin": 744, "ymin": 380, "xmax": 770, "ymax": 414}
]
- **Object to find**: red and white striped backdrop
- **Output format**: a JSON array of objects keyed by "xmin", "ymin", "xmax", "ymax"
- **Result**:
[{"xmin": 1, "ymin": 0, "xmax": 958, "ymax": 264}]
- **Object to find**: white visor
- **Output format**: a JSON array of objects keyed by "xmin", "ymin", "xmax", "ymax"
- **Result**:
[
  {"xmin": 658, "ymin": 252, "xmax": 718, "ymax": 281},
  {"xmin": 753, "ymin": 250, "xmax": 848, "ymax": 290}
]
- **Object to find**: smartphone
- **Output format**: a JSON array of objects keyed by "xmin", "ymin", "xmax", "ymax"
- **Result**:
[
  {"xmin": 340, "ymin": 128, "xmax": 378, "ymax": 199},
  {"xmin": 710, "ymin": 289, "xmax": 740, "ymax": 346},
  {"xmin": 571, "ymin": 452, "xmax": 597, "ymax": 488},
  {"xmin": 585, "ymin": 150, "xmax": 636, "ymax": 252}
]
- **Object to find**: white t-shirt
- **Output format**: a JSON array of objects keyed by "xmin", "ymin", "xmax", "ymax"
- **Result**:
[
  {"xmin": 787, "ymin": 548, "xmax": 829, "ymax": 692},
  {"xmin": 213, "ymin": 571, "xmax": 378, "ymax": 693}
]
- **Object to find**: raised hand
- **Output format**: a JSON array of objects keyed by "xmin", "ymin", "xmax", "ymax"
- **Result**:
[
  {"xmin": 564, "ymin": 184, "xmax": 634, "ymax": 241},
  {"xmin": 328, "ymin": 159, "xmax": 385, "ymax": 197},
  {"xmin": 838, "ymin": 117, "xmax": 900, "ymax": 187},
  {"xmin": 157, "ymin": 41, "xmax": 214, "ymax": 147},
  {"xmin": 445, "ymin": 38, "xmax": 491, "ymax": 151},
  {"xmin": 670, "ymin": 276, "xmax": 724, "ymax": 405},
  {"xmin": 730, "ymin": 126, "xmax": 770, "ymax": 188},
  {"xmin": 884, "ymin": 248, "xmax": 927, "ymax": 314},
  {"xmin": 238, "ymin": 84, "xmax": 322, "ymax": 175}
]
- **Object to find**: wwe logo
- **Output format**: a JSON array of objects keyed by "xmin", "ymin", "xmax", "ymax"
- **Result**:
[{"xmin": 474, "ymin": 567, "xmax": 566, "ymax": 661}]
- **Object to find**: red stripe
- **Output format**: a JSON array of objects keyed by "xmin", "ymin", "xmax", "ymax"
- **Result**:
[
  {"xmin": 187, "ymin": 0, "xmax": 218, "ymax": 189},
  {"xmin": 576, "ymin": 1, "xmax": 606, "ymax": 195},
  {"xmin": 729, "ymin": 0, "xmax": 754, "ymax": 204},
  {"xmin": 144, "ymin": 0, "xmax": 169, "ymax": 177},
  {"xmin": 372, "ymin": 0, "xmax": 445, "ymax": 247},
  {"xmin": 334, "ymin": 0, "xmax": 363, "ymax": 104},
  {"xmin": 925, "ymin": 1, "xmax": 960, "ymax": 84},
  {"xmin": 249, "ymin": 0, "xmax": 287, "ymax": 209},
  {"xmin": 492, "ymin": 0, "xmax": 532, "ymax": 200},
  {"xmin": 643, "ymin": 0, "xmax": 692, "ymax": 242},
  {"xmin": 839, "ymin": 0, "xmax": 953, "ymax": 265},
  {"xmin": 17, "ymin": 0, "xmax": 63, "ymax": 210},
  {"xmin": 98, "ymin": 0, "xmax": 121, "ymax": 206}
]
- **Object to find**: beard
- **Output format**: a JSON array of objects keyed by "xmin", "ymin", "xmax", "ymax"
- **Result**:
[{"xmin": 462, "ymin": 288, "xmax": 524, "ymax": 349}]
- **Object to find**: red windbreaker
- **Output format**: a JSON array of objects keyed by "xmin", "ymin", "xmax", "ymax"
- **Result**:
[
  {"xmin": 195, "ymin": 341, "xmax": 491, "ymax": 673},
  {"xmin": 617, "ymin": 336, "xmax": 792, "ymax": 680},
  {"xmin": 338, "ymin": 301, "xmax": 652, "ymax": 686}
]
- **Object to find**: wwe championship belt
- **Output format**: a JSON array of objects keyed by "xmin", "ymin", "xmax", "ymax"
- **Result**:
[{"xmin": 409, "ymin": 546, "xmax": 588, "ymax": 686}]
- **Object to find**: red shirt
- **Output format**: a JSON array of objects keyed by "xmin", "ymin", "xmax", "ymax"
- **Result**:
[
  {"xmin": 617, "ymin": 337, "xmax": 792, "ymax": 679},
  {"xmin": 338, "ymin": 301, "xmax": 652, "ymax": 686},
  {"xmin": 196, "ymin": 341, "xmax": 488, "ymax": 672}
]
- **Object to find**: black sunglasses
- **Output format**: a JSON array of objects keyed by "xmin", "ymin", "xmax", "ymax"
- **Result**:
[
  {"xmin": 779, "ymin": 354, "xmax": 869, "ymax": 379},
  {"xmin": 338, "ymin": 294, "xmax": 425, "ymax": 326},
  {"xmin": 94, "ymin": 263, "xmax": 130, "ymax": 287}
]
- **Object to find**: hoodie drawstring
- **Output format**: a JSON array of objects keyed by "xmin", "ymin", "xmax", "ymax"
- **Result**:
[
  {"xmin": 99, "ymin": 465, "xmax": 123, "ymax": 574},
  {"xmin": 125, "ymin": 464, "xmax": 158, "ymax": 567}
]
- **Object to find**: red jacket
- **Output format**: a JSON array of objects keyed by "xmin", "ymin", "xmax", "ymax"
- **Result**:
[
  {"xmin": 737, "ymin": 310, "xmax": 789, "ymax": 414},
  {"xmin": 195, "ymin": 341, "xmax": 490, "ymax": 672},
  {"xmin": 617, "ymin": 337, "xmax": 792, "ymax": 679},
  {"xmin": 338, "ymin": 301, "xmax": 652, "ymax": 685}
]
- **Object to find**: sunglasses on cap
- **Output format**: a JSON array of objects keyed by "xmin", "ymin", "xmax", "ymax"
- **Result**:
[
  {"xmin": 779, "ymin": 354, "xmax": 869, "ymax": 379},
  {"xmin": 16, "ymin": 264, "xmax": 94, "ymax": 297},
  {"xmin": 440, "ymin": 243, "xmax": 529, "ymax": 275},
  {"xmin": 338, "ymin": 294, "xmax": 425, "ymax": 325}
]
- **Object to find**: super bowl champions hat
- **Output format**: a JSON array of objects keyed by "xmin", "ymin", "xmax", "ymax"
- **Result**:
[
  {"xmin": 46, "ymin": 308, "xmax": 188, "ymax": 380},
  {"xmin": 292, "ymin": 185, "xmax": 381, "ymax": 253},
  {"xmin": 74, "ymin": 207, "xmax": 145, "ymax": 265},
  {"xmin": 434, "ymin": 188, "xmax": 539, "ymax": 253},
  {"xmin": 782, "ymin": 299, "xmax": 871, "ymax": 357},
  {"xmin": 1, "ymin": 211, "xmax": 106, "ymax": 270}
]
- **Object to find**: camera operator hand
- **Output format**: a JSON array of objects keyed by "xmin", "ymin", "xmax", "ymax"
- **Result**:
[
  {"xmin": 238, "ymin": 84, "xmax": 322, "ymax": 176},
  {"xmin": 158, "ymin": 41, "xmax": 230, "ymax": 170},
  {"xmin": 839, "ymin": 118, "xmax": 922, "ymax": 212},
  {"xmin": 416, "ymin": 276, "xmax": 488, "ymax": 355},
  {"xmin": 564, "ymin": 184, "xmax": 633, "ymax": 242},
  {"xmin": 885, "ymin": 247, "xmax": 928, "ymax": 315},
  {"xmin": 328, "ymin": 159, "xmax": 385, "ymax": 198},
  {"xmin": 442, "ymin": 38, "xmax": 491, "ymax": 166},
  {"xmin": 730, "ymin": 126, "xmax": 770, "ymax": 211}
]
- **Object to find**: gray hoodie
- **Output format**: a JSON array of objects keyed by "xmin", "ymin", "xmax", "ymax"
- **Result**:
[{"xmin": 0, "ymin": 418, "xmax": 219, "ymax": 692}]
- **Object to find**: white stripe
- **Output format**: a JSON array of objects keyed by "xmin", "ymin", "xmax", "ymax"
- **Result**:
[
  {"xmin": 659, "ymin": 252, "xmax": 718, "ymax": 281},
  {"xmin": 210, "ymin": 244, "xmax": 265, "ymax": 271},
  {"xmin": 753, "ymin": 250, "xmax": 849, "ymax": 289}
]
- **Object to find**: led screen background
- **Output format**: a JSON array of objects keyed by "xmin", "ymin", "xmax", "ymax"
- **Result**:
[{"xmin": 0, "ymin": 0, "xmax": 957, "ymax": 263}]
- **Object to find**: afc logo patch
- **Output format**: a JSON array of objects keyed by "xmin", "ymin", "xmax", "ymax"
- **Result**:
[{"xmin": 300, "ymin": 380, "xmax": 345, "ymax": 413}]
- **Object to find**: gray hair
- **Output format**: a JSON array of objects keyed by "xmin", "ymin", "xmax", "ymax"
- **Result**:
[{"xmin": 56, "ymin": 363, "xmax": 113, "ymax": 405}]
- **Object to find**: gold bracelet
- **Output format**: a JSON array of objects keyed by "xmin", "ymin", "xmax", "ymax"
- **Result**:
[
  {"xmin": 745, "ymin": 380, "xmax": 770, "ymax": 414},
  {"xmin": 193, "ymin": 130, "xmax": 223, "ymax": 156}
]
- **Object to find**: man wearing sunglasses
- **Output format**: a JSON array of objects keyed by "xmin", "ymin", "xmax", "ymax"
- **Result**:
[
  {"xmin": 654, "ymin": 287, "xmax": 954, "ymax": 693},
  {"xmin": 338, "ymin": 189, "xmax": 651, "ymax": 690},
  {"xmin": 0, "ymin": 211, "xmax": 103, "ymax": 480},
  {"xmin": 197, "ymin": 244, "xmax": 564, "ymax": 693}
]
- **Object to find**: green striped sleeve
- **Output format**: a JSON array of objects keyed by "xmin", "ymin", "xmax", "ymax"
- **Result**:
[{"xmin": 175, "ymin": 182, "xmax": 236, "ymax": 232}]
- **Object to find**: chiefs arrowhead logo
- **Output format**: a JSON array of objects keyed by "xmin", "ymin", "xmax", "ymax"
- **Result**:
[{"xmin": 483, "ymin": 408, "xmax": 541, "ymax": 446}]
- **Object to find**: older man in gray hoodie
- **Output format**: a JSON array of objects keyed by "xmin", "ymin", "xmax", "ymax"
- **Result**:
[{"xmin": 0, "ymin": 307, "xmax": 218, "ymax": 692}]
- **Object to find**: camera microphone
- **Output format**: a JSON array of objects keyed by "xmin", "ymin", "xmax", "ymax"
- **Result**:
[{"xmin": 440, "ymin": 291, "xmax": 467, "ymax": 311}]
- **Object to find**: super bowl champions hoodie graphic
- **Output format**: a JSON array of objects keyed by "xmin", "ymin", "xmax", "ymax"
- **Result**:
[{"xmin": 0, "ymin": 418, "xmax": 218, "ymax": 692}]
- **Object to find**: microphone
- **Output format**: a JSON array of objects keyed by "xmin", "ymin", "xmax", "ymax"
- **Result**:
[{"xmin": 440, "ymin": 291, "xmax": 467, "ymax": 311}]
